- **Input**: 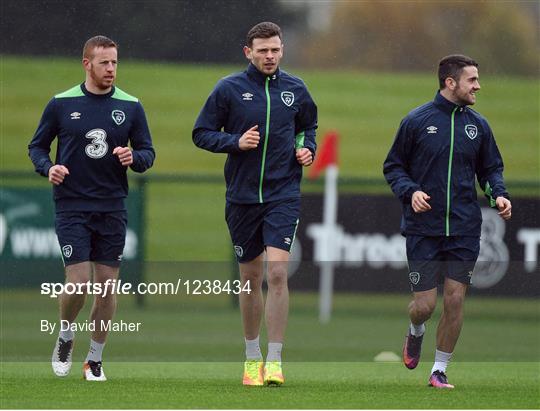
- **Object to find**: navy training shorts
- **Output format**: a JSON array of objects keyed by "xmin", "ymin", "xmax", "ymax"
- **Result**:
[
  {"xmin": 55, "ymin": 211, "xmax": 127, "ymax": 267},
  {"xmin": 225, "ymin": 198, "xmax": 300, "ymax": 263},
  {"xmin": 406, "ymin": 235, "xmax": 480, "ymax": 292}
]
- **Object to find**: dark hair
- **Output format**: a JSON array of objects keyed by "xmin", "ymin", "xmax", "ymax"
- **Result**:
[
  {"xmin": 246, "ymin": 22, "xmax": 282, "ymax": 47},
  {"xmin": 438, "ymin": 54, "xmax": 478, "ymax": 89},
  {"xmin": 83, "ymin": 35, "xmax": 117, "ymax": 59}
]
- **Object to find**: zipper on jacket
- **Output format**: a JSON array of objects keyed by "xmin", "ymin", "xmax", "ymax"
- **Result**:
[
  {"xmin": 445, "ymin": 106, "xmax": 458, "ymax": 236},
  {"xmin": 258, "ymin": 77, "xmax": 271, "ymax": 203}
]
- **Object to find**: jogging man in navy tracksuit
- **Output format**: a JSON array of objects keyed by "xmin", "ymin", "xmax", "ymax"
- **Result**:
[
  {"xmin": 384, "ymin": 55, "xmax": 511, "ymax": 388},
  {"xmin": 193, "ymin": 22, "xmax": 317, "ymax": 386},
  {"xmin": 28, "ymin": 36, "xmax": 155, "ymax": 381}
]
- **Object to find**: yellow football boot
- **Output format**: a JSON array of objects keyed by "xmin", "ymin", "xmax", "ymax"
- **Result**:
[
  {"xmin": 263, "ymin": 361, "xmax": 284, "ymax": 386},
  {"xmin": 242, "ymin": 360, "xmax": 264, "ymax": 386}
]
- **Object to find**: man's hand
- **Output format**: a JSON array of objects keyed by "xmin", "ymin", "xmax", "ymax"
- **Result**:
[
  {"xmin": 496, "ymin": 196, "xmax": 512, "ymax": 220},
  {"xmin": 238, "ymin": 125, "xmax": 260, "ymax": 151},
  {"xmin": 113, "ymin": 146, "xmax": 133, "ymax": 166},
  {"xmin": 48, "ymin": 165, "xmax": 69, "ymax": 185},
  {"xmin": 296, "ymin": 148, "xmax": 313, "ymax": 166},
  {"xmin": 411, "ymin": 191, "xmax": 431, "ymax": 213}
]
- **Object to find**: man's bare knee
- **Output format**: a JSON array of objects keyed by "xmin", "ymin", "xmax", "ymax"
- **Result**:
[
  {"xmin": 93, "ymin": 263, "xmax": 119, "ymax": 282},
  {"xmin": 444, "ymin": 290, "xmax": 464, "ymax": 305},
  {"xmin": 416, "ymin": 301, "xmax": 436, "ymax": 319},
  {"xmin": 266, "ymin": 263, "xmax": 288, "ymax": 290},
  {"xmin": 239, "ymin": 254, "xmax": 264, "ymax": 287},
  {"xmin": 65, "ymin": 262, "xmax": 91, "ymax": 284},
  {"xmin": 241, "ymin": 269, "xmax": 263, "ymax": 286},
  {"xmin": 93, "ymin": 292, "xmax": 116, "ymax": 307},
  {"xmin": 443, "ymin": 278, "xmax": 467, "ymax": 317},
  {"xmin": 411, "ymin": 294, "xmax": 437, "ymax": 319}
]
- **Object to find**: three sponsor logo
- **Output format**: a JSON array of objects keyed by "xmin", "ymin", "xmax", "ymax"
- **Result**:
[{"xmin": 84, "ymin": 129, "xmax": 108, "ymax": 159}]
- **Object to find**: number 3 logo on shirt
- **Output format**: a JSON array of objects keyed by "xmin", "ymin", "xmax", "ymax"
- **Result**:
[{"xmin": 85, "ymin": 128, "xmax": 108, "ymax": 159}]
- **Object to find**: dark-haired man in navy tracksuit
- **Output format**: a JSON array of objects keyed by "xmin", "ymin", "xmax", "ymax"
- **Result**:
[
  {"xmin": 384, "ymin": 55, "xmax": 511, "ymax": 388},
  {"xmin": 193, "ymin": 22, "xmax": 317, "ymax": 386},
  {"xmin": 29, "ymin": 35, "xmax": 155, "ymax": 381}
]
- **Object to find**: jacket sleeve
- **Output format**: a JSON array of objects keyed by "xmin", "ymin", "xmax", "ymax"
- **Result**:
[
  {"xmin": 383, "ymin": 117, "xmax": 421, "ymax": 204},
  {"xmin": 28, "ymin": 98, "xmax": 57, "ymax": 177},
  {"xmin": 476, "ymin": 121, "xmax": 509, "ymax": 207},
  {"xmin": 129, "ymin": 102, "xmax": 155, "ymax": 173},
  {"xmin": 192, "ymin": 80, "xmax": 242, "ymax": 153},
  {"xmin": 294, "ymin": 86, "xmax": 318, "ymax": 157}
]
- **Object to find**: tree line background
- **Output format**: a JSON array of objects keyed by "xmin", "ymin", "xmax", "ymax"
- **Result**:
[{"xmin": 1, "ymin": 0, "xmax": 538, "ymax": 76}]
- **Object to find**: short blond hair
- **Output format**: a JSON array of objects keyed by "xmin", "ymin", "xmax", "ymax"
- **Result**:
[{"xmin": 83, "ymin": 35, "xmax": 117, "ymax": 59}]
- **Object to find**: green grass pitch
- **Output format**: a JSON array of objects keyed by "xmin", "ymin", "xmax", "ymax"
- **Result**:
[
  {"xmin": 1, "ymin": 56, "xmax": 539, "ymax": 408},
  {"xmin": 2, "ymin": 362, "xmax": 538, "ymax": 409},
  {"xmin": 1, "ymin": 290, "xmax": 538, "ymax": 408}
]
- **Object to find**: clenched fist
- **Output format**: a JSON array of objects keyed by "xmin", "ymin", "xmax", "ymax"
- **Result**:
[
  {"xmin": 113, "ymin": 146, "xmax": 133, "ymax": 166},
  {"xmin": 239, "ymin": 125, "xmax": 260, "ymax": 151},
  {"xmin": 496, "ymin": 197, "xmax": 512, "ymax": 220},
  {"xmin": 48, "ymin": 165, "xmax": 70, "ymax": 185},
  {"xmin": 296, "ymin": 148, "xmax": 313, "ymax": 166},
  {"xmin": 411, "ymin": 191, "xmax": 431, "ymax": 213}
]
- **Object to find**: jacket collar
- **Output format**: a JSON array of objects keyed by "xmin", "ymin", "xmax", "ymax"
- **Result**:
[
  {"xmin": 81, "ymin": 83, "xmax": 115, "ymax": 99},
  {"xmin": 433, "ymin": 91, "xmax": 467, "ymax": 114},
  {"xmin": 246, "ymin": 63, "xmax": 280, "ymax": 85}
]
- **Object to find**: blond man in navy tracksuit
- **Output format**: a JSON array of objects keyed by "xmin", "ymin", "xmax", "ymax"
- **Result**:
[{"xmin": 29, "ymin": 36, "xmax": 155, "ymax": 381}]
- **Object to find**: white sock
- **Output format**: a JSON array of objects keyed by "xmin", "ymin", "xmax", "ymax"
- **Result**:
[
  {"xmin": 59, "ymin": 326, "xmax": 74, "ymax": 341},
  {"xmin": 410, "ymin": 322, "xmax": 425, "ymax": 337},
  {"xmin": 86, "ymin": 339, "xmax": 105, "ymax": 363},
  {"xmin": 245, "ymin": 336, "xmax": 263, "ymax": 360},
  {"xmin": 266, "ymin": 342, "xmax": 283, "ymax": 362},
  {"xmin": 431, "ymin": 349, "xmax": 452, "ymax": 374}
]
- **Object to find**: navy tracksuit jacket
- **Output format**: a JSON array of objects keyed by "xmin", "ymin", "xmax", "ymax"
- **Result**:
[
  {"xmin": 28, "ymin": 84, "xmax": 155, "ymax": 212},
  {"xmin": 193, "ymin": 64, "xmax": 317, "ymax": 204},
  {"xmin": 383, "ymin": 91, "xmax": 509, "ymax": 237}
]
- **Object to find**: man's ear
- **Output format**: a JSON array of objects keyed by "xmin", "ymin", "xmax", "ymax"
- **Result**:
[
  {"xmin": 243, "ymin": 46, "xmax": 252, "ymax": 60},
  {"xmin": 445, "ymin": 77, "xmax": 456, "ymax": 91},
  {"xmin": 82, "ymin": 57, "xmax": 91, "ymax": 72}
]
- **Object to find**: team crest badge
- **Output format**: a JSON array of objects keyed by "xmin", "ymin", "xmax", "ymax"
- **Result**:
[
  {"xmin": 112, "ymin": 110, "xmax": 126, "ymax": 125},
  {"xmin": 62, "ymin": 245, "xmax": 73, "ymax": 258},
  {"xmin": 234, "ymin": 245, "xmax": 243, "ymax": 258},
  {"xmin": 465, "ymin": 124, "xmax": 478, "ymax": 140},
  {"xmin": 409, "ymin": 271, "xmax": 420, "ymax": 285},
  {"xmin": 281, "ymin": 91, "xmax": 294, "ymax": 107}
]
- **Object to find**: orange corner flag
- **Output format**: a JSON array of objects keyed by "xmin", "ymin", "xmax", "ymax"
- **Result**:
[{"xmin": 309, "ymin": 131, "xmax": 339, "ymax": 179}]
